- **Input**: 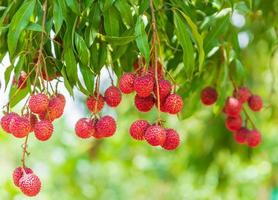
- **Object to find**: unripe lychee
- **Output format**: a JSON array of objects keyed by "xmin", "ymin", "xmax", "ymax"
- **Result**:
[
  {"xmin": 1, "ymin": 112, "xmax": 19, "ymax": 133},
  {"xmin": 86, "ymin": 94, "xmax": 105, "ymax": 114},
  {"xmin": 233, "ymin": 87, "xmax": 251, "ymax": 103},
  {"xmin": 153, "ymin": 79, "xmax": 172, "ymax": 100},
  {"xmin": 248, "ymin": 95, "xmax": 263, "ymax": 112},
  {"xmin": 129, "ymin": 120, "xmax": 150, "ymax": 140},
  {"xmin": 119, "ymin": 73, "xmax": 135, "ymax": 94},
  {"xmin": 19, "ymin": 173, "xmax": 41, "ymax": 197},
  {"xmin": 225, "ymin": 115, "xmax": 242, "ymax": 132},
  {"xmin": 9, "ymin": 116, "xmax": 31, "ymax": 138},
  {"xmin": 233, "ymin": 127, "xmax": 249, "ymax": 144},
  {"xmin": 17, "ymin": 71, "xmax": 28, "ymax": 89},
  {"xmin": 144, "ymin": 125, "xmax": 166, "ymax": 146},
  {"xmin": 162, "ymin": 129, "xmax": 180, "ymax": 150},
  {"xmin": 246, "ymin": 130, "xmax": 261, "ymax": 148},
  {"xmin": 75, "ymin": 118, "xmax": 95, "ymax": 139},
  {"xmin": 134, "ymin": 94, "xmax": 155, "ymax": 112},
  {"xmin": 104, "ymin": 86, "xmax": 122, "ymax": 107},
  {"xmin": 13, "ymin": 167, "xmax": 33, "ymax": 187},
  {"xmin": 200, "ymin": 87, "xmax": 218, "ymax": 105},
  {"xmin": 223, "ymin": 97, "xmax": 242, "ymax": 117},
  {"xmin": 34, "ymin": 120, "xmax": 54, "ymax": 141},
  {"xmin": 95, "ymin": 116, "xmax": 116, "ymax": 137},
  {"xmin": 28, "ymin": 93, "xmax": 49, "ymax": 114},
  {"xmin": 134, "ymin": 74, "xmax": 154, "ymax": 97},
  {"xmin": 163, "ymin": 94, "xmax": 184, "ymax": 114}
]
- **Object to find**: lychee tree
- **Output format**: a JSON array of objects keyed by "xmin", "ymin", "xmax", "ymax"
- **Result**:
[{"xmin": 0, "ymin": 0, "xmax": 277, "ymax": 197}]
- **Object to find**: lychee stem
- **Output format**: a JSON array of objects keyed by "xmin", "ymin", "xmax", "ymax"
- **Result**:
[
  {"xmin": 93, "ymin": 75, "xmax": 101, "ymax": 115},
  {"xmin": 21, "ymin": 134, "xmax": 30, "ymax": 168},
  {"xmin": 106, "ymin": 66, "xmax": 114, "ymax": 86}
]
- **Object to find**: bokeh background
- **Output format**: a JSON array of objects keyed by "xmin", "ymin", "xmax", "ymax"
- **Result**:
[{"xmin": 1, "ymin": 1, "xmax": 278, "ymax": 200}]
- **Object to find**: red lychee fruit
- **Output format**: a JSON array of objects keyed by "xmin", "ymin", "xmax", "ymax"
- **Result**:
[
  {"xmin": 34, "ymin": 120, "xmax": 54, "ymax": 141},
  {"xmin": 223, "ymin": 97, "xmax": 242, "ymax": 117},
  {"xmin": 233, "ymin": 87, "xmax": 251, "ymax": 103},
  {"xmin": 28, "ymin": 93, "xmax": 49, "ymax": 114},
  {"xmin": 9, "ymin": 116, "xmax": 31, "ymax": 138},
  {"xmin": 248, "ymin": 95, "xmax": 263, "ymax": 112},
  {"xmin": 225, "ymin": 115, "xmax": 242, "ymax": 132},
  {"xmin": 17, "ymin": 71, "xmax": 28, "ymax": 89},
  {"xmin": 134, "ymin": 94, "xmax": 155, "ymax": 112},
  {"xmin": 129, "ymin": 120, "xmax": 150, "ymax": 140},
  {"xmin": 162, "ymin": 129, "xmax": 180, "ymax": 150},
  {"xmin": 163, "ymin": 94, "xmax": 183, "ymax": 114},
  {"xmin": 19, "ymin": 173, "xmax": 41, "ymax": 197},
  {"xmin": 86, "ymin": 94, "xmax": 105, "ymax": 114},
  {"xmin": 1, "ymin": 112, "xmax": 19, "ymax": 133},
  {"xmin": 233, "ymin": 127, "xmax": 249, "ymax": 144},
  {"xmin": 200, "ymin": 87, "xmax": 218, "ymax": 105},
  {"xmin": 133, "ymin": 74, "xmax": 154, "ymax": 97},
  {"xmin": 153, "ymin": 79, "xmax": 172, "ymax": 100},
  {"xmin": 95, "ymin": 116, "xmax": 116, "ymax": 137},
  {"xmin": 104, "ymin": 86, "xmax": 122, "ymax": 107},
  {"xmin": 24, "ymin": 113, "xmax": 38, "ymax": 132},
  {"xmin": 13, "ymin": 167, "xmax": 33, "ymax": 187},
  {"xmin": 41, "ymin": 94, "xmax": 66, "ymax": 121},
  {"xmin": 246, "ymin": 130, "xmax": 262, "ymax": 148},
  {"xmin": 133, "ymin": 58, "xmax": 145, "ymax": 74},
  {"xmin": 119, "ymin": 73, "xmax": 135, "ymax": 94},
  {"xmin": 144, "ymin": 125, "xmax": 166, "ymax": 146},
  {"xmin": 75, "ymin": 118, "xmax": 96, "ymax": 139}
]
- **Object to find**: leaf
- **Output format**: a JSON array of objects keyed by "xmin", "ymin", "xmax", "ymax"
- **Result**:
[
  {"xmin": 103, "ymin": 6, "xmax": 120, "ymax": 36},
  {"xmin": 75, "ymin": 33, "xmax": 90, "ymax": 66},
  {"xmin": 115, "ymin": 0, "xmax": 133, "ymax": 27},
  {"xmin": 65, "ymin": 0, "xmax": 80, "ymax": 14},
  {"xmin": 4, "ymin": 65, "xmax": 13, "ymax": 91},
  {"xmin": 104, "ymin": 35, "xmax": 136, "ymax": 46},
  {"xmin": 135, "ymin": 17, "xmax": 150, "ymax": 64},
  {"xmin": 90, "ymin": 42, "xmax": 99, "ymax": 71},
  {"xmin": 98, "ymin": 43, "xmax": 107, "ymax": 73},
  {"xmin": 79, "ymin": 64, "xmax": 94, "ymax": 93},
  {"xmin": 26, "ymin": 23, "xmax": 43, "ymax": 32},
  {"xmin": 9, "ymin": 86, "xmax": 29, "ymax": 108},
  {"xmin": 139, "ymin": 0, "xmax": 149, "ymax": 14},
  {"xmin": 7, "ymin": 0, "xmax": 36, "ymax": 56},
  {"xmin": 53, "ymin": 2, "xmax": 64, "ymax": 33},
  {"xmin": 85, "ymin": 3, "xmax": 101, "ymax": 46},
  {"xmin": 61, "ymin": 67, "xmax": 74, "ymax": 96}
]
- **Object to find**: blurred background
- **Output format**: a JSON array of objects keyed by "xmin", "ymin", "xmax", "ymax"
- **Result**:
[{"xmin": 1, "ymin": 1, "xmax": 278, "ymax": 200}]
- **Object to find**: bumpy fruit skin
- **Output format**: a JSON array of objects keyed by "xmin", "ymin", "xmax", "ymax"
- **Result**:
[
  {"xmin": 223, "ymin": 97, "xmax": 242, "ymax": 117},
  {"xmin": 225, "ymin": 115, "xmax": 242, "ymax": 132},
  {"xmin": 9, "ymin": 116, "xmax": 31, "ymax": 138},
  {"xmin": 134, "ymin": 74, "xmax": 154, "ymax": 97},
  {"xmin": 86, "ymin": 95, "xmax": 105, "ymax": 114},
  {"xmin": 13, "ymin": 167, "xmax": 33, "ymax": 187},
  {"xmin": 153, "ymin": 79, "xmax": 172, "ymax": 100},
  {"xmin": 95, "ymin": 116, "xmax": 116, "ymax": 137},
  {"xmin": 246, "ymin": 130, "xmax": 262, "ymax": 147},
  {"xmin": 233, "ymin": 127, "xmax": 249, "ymax": 144},
  {"xmin": 144, "ymin": 125, "xmax": 166, "ymax": 146},
  {"xmin": 28, "ymin": 93, "xmax": 49, "ymax": 114},
  {"xmin": 129, "ymin": 120, "xmax": 150, "ymax": 140},
  {"xmin": 162, "ymin": 129, "xmax": 180, "ymax": 150},
  {"xmin": 1, "ymin": 112, "xmax": 19, "ymax": 133},
  {"xmin": 148, "ymin": 61, "xmax": 164, "ymax": 79},
  {"xmin": 134, "ymin": 94, "xmax": 155, "ymax": 112},
  {"xmin": 17, "ymin": 71, "xmax": 28, "ymax": 89},
  {"xmin": 200, "ymin": 87, "xmax": 218, "ymax": 105},
  {"xmin": 75, "ymin": 118, "xmax": 95, "ymax": 139},
  {"xmin": 104, "ymin": 86, "xmax": 122, "ymax": 107},
  {"xmin": 34, "ymin": 120, "xmax": 54, "ymax": 141},
  {"xmin": 163, "ymin": 94, "xmax": 184, "ymax": 114},
  {"xmin": 19, "ymin": 173, "xmax": 41, "ymax": 197},
  {"xmin": 41, "ymin": 94, "xmax": 66, "ymax": 121},
  {"xmin": 233, "ymin": 87, "xmax": 251, "ymax": 103},
  {"xmin": 119, "ymin": 73, "xmax": 135, "ymax": 94},
  {"xmin": 248, "ymin": 95, "xmax": 263, "ymax": 112},
  {"xmin": 24, "ymin": 113, "xmax": 38, "ymax": 132}
]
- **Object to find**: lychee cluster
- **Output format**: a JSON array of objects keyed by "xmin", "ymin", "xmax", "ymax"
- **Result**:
[{"xmin": 201, "ymin": 86, "xmax": 263, "ymax": 147}]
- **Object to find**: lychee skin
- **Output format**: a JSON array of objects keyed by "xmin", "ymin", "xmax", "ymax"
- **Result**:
[
  {"xmin": 19, "ymin": 173, "xmax": 41, "ymax": 197},
  {"xmin": 129, "ymin": 120, "xmax": 150, "ymax": 140},
  {"xmin": 233, "ymin": 127, "xmax": 249, "ymax": 144},
  {"xmin": 233, "ymin": 87, "xmax": 251, "ymax": 103},
  {"xmin": 1, "ymin": 112, "xmax": 19, "ymax": 133},
  {"xmin": 86, "ymin": 94, "xmax": 105, "ymax": 114},
  {"xmin": 144, "ymin": 125, "xmax": 166, "ymax": 146},
  {"xmin": 119, "ymin": 73, "xmax": 135, "ymax": 94},
  {"xmin": 95, "ymin": 116, "xmax": 116, "ymax": 137},
  {"xmin": 34, "ymin": 120, "xmax": 54, "ymax": 141},
  {"xmin": 134, "ymin": 94, "xmax": 155, "ymax": 112},
  {"xmin": 75, "ymin": 118, "xmax": 95, "ymax": 139},
  {"xmin": 9, "ymin": 116, "xmax": 31, "ymax": 138},
  {"xmin": 148, "ymin": 60, "xmax": 164, "ymax": 79},
  {"xmin": 28, "ymin": 93, "xmax": 49, "ymax": 114},
  {"xmin": 223, "ymin": 97, "xmax": 242, "ymax": 117},
  {"xmin": 200, "ymin": 87, "xmax": 218, "ymax": 105},
  {"xmin": 162, "ymin": 129, "xmax": 180, "ymax": 150},
  {"xmin": 41, "ymin": 94, "xmax": 66, "ymax": 121},
  {"xmin": 246, "ymin": 130, "xmax": 262, "ymax": 148},
  {"xmin": 17, "ymin": 71, "xmax": 28, "ymax": 89},
  {"xmin": 24, "ymin": 113, "xmax": 38, "ymax": 132},
  {"xmin": 13, "ymin": 167, "xmax": 33, "ymax": 187},
  {"xmin": 248, "ymin": 95, "xmax": 263, "ymax": 112},
  {"xmin": 133, "ymin": 74, "xmax": 154, "ymax": 97},
  {"xmin": 154, "ymin": 79, "xmax": 172, "ymax": 100},
  {"xmin": 104, "ymin": 86, "xmax": 122, "ymax": 107},
  {"xmin": 163, "ymin": 94, "xmax": 184, "ymax": 114},
  {"xmin": 225, "ymin": 115, "xmax": 242, "ymax": 132}
]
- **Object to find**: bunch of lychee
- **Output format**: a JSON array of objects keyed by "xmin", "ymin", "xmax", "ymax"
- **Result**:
[
  {"xmin": 75, "ymin": 85, "xmax": 121, "ymax": 139},
  {"xmin": 201, "ymin": 86, "xmax": 263, "ymax": 147}
]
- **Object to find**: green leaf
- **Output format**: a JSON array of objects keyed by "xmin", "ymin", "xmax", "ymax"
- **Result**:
[
  {"xmin": 103, "ymin": 6, "xmax": 120, "ymax": 36},
  {"xmin": 115, "ymin": 0, "xmax": 133, "ymax": 27},
  {"xmin": 98, "ymin": 43, "xmax": 107, "ymax": 73},
  {"xmin": 79, "ymin": 64, "xmax": 94, "ymax": 93},
  {"xmin": 65, "ymin": 0, "xmax": 80, "ymax": 14},
  {"xmin": 26, "ymin": 23, "xmax": 42, "ymax": 32},
  {"xmin": 61, "ymin": 67, "xmax": 74, "ymax": 96},
  {"xmin": 4, "ymin": 65, "xmax": 13, "ymax": 91},
  {"xmin": 135, "ymin": 17, "xmax": 150, "ymax": 64},
  {"xmin": 90, "ymin": 42, "xmax": 99, "ymax": 71},
  {"xmin": 85, "ymin": 3, "xmax": 101, "ymax": 46},
  {"xmin": 9, "ymin": 86, "xmax": 29, "ymax": 108},
  {"xmin": 7, "ymin": 0, "xmax": 36, "ymax": 56},
  {"xmin": 53, "ymin": 2, "xmax": 64, "ymax": 33},
  {"xmin": 104, "ymin": 35, "xmax": 136, "ymax": 46},
  {"xmin": 75, "ymin": 33, "xmax": 90, "ymax": 66}
]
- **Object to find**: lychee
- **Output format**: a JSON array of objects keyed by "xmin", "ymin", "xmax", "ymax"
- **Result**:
[
  {"xmin": 13, "ymin": 167, "xmax": 33, "ymax": 187},
  {"xmin": 41, "ymin": 94, "xmax": 66, "ymax": 121},
  {"xmin": 133, "ymin": 74, "xmax": 154, "ymax": 97},
  {"xmin": 225, "ymin": 115, "xmax": 242, "ymax": 132},
  {"xmin": 134, "ymin": 94, "xmax": 155, "ymax": 112},
  {"xmin": 95, "ymin": 116, "xmax": 116, "ymax": 137},
  {"xmin": 28, "ymin": 93, "xmax": 49, "ymax": 114},
  {"xmin": 9, "ymin": 116, "xmax": 31, "ymax": 138},
  {"xmin": 129, "ymin": 120, "xmax": 150, "ymax": 140},
  {"xmin": 119, "ymin": 73, "xmax": 135, "ymax": 94},
  {"xmin": 200, "ymin": 87, "xmax": 218, "ymax": 105},
  {"xmin": 246, "ymin": 130, "xmax": 261, "ymax": 147},
  {"xmin": 148, "ymin": 60, "xmax": 164, "ymax": 79},
  {"xmin": 75, "ymin": 118, "xmax": 95, "ymax": 139},
  {"xmin": 86, "ymin": 94, "xmax": 105, "ymax": 114},
  {"xmin": 34, "ymin": 120, "xmax": 54, "ymax": 141},
  {"xmin": 17, "ymin": 71, "xmax": 28, "ymax": 89},
  {"xmin": 223, "ymin": 97, "xmax": 242, "ymax": 117},
  {"xmin": 163, "ymin": 94, "xmax": 183, "ymax": 114},
  {"xmin": 24, "ymin": 113, "xmax": 38, "ymax": 132},
  {"xmin": 153, "ymin": 79, "xmax": 172, "ymax": 100},
  {"xmin": 248, "ymin": 95, "xmax": 263, "ymax": 112},
  {"xmin": 144, "ymin": 125, "xmax": 166, "ymax": 146},
  {"xmin": 19, "ymin": 173, "xmax": 41, "ymax": 197},
  {"xmin": 1, "ymin": 112, "xmax": 19, "ymax": 133},
  {"xmin": 233, "ymin": 127, "xmax": 249, "ymax": 144},
  {"xmin": 233, "ymin": 87, "xmax": 251, "ymax": 103},
  {"xmin": 104, "ymin": 86, "xmax": 122, "ymax": 107},
  {"xmin": 162, "ymin": 129, "xmax": 180, "ymax": 150}
]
